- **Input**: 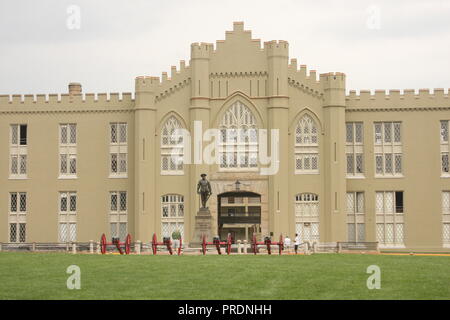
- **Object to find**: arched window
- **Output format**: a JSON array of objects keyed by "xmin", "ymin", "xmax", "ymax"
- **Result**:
[
  {"xmin": 295, "ymin": 114, "xmax": 319, "ymax": 174},
  {"xmin": 161, "ymin": 194, "xmax": 184, "ymax": 239},
  {"xmin": 219, "ymin": 101, "xmax": 258, "ymax": 170},
  {"xmin": 161, "ymin": 116, "xmax": 184, "ymax": 174},
  {"xmin": 295, "ymin": 193, "xmax": 319, "ymax": 243}
]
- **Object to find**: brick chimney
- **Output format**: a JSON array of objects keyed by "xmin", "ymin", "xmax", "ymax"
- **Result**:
[{"xmin": 68, "ymin": 82, "xmax": 82, "ymax": 95}]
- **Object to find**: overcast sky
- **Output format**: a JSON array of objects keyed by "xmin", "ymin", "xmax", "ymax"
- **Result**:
[{"xmin": 1, "ymin": 0, "xmax": 449, "ymax": 95}]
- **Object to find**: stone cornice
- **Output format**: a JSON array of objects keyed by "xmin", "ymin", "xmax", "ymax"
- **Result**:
[
  {"xmin": 345, "ymin": 106, "xmax": 450, "ymax": 112},
  {"xmin": 0, "ymin": 109, "xmax": 135, "ymax": 115}
]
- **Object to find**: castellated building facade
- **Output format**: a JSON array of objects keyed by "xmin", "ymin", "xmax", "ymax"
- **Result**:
[{"xmin": 1, "ymin": 22, "xmax": 449, "ymax": 252}]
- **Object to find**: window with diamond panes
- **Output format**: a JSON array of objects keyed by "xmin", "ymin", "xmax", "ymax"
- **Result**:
[
  {"xmin": 110, "ymin": 191, "xmax": 128, "ymax": 241},
  {"xmin": 59, "ymin": 124, "xmax": 77, "ymax": 177},
  {"xmin": 161, "ymin": 116, "xmax": 184, "ymax": 174},
  {"xmin": 346, "ymin": 122, "xmax": 364, "ymax": 177},
  {"xmin": 374, "ymin": 122, "xmax": 402, "ymax": 177},
  {"xmin": 9, "ymin": 192, "xmax": 27, "ymax": 243},
  {"xmin": 59, "ymin": 192, "xmax": 77, "ymax": 242},
  {"xmin": 161, "ymin": 195, "xmax": 184, "ymax": 239},
  {"xmin": 346, "ymin": 192, "xmax": 365, "ymax": 242},
  {"xmin": 441, "ymin": 121, "xmax": 450, "ymax": 176},
  {"xmin": 375, "ymin": 191, "xmax": 405, "ymax": 247},
  {"xmin": 295, "ymin": 115, "xmax": 319, "ymax": 174},
  {"xmin": 10, "ymin": 124, "xmax": 28, "ymax": 178},
  {"xmin": 219, "ymin": 101, "xmax": 259, "ymax": 171},
  {"xmin": 442, "ymin": 191, "xmax": 450, "ymax": 247},
  {"xmin": 295, "ymin": 193, "xmax": 319, "ymax": 242},
  {"xmin": 110, "ymin": 123, "xmax": 128, "ymax": 177}
]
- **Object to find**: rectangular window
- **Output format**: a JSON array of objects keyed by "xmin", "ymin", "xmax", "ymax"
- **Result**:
[
  {"xmin": 443, "ymin": 191, "xmax": 450, "ymax": 247},
  {"xmin": 375, "ymin": 191, "xmax": 405, "ymax": 247},
  {"xmin": 9, "ymin": 192, "xmax": 27, "ymax": 243},
  {"xmin": 441, "ymin": 121, "xmax": 450, "ymax": 176},
  {"xmin": 374, "ymin": 122, "xmax": 402, "ymax": 177},
  {"xmin": 346, "ymin": 192, "xmax": 365, "ymax": 242},
  {"xmin": 59, "ymin": 124, "xmax": 77, "ymax": 178},
  {"xmin": 346, "ymin": 122, "xmax": 364, "ymax": 177},
  {"xmin": 59, "ymin": 192, "xmax": 77, "ymax": 242},
  {"xmin": 110, "ymin": 191, "xmax": 128, "ymax": 241},
  {"xmin": 10, "ymin": 125, "xmax": 28, "ymax": 178},
  {"xmin": 110, "ymin": 123, "xmax": 128, "ymax": 177}
]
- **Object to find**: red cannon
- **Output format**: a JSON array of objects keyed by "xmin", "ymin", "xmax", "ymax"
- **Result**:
[
  {"xmin": 201, "ymin": 234, "xmax": 232, "ymax": 255},
  {"xmin": 251, "ymin": 234, "xmax": 284, "ymax": 255},
  {"xmin": 151, "ymin": 233, "xmax": 182, "ymax": 255},
  {"xmin": 100, "ymin": 233, "xmax": 131, "ymax": 255}
]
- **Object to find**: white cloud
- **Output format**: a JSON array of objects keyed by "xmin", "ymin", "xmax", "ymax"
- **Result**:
[{"xmin": 0, "ymin": 0, "xmax": 449, "ymax": 94}]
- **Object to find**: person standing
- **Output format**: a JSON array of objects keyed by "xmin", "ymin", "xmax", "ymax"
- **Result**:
[
  {"xmin": 294, "ymin": 233, "xmax": 301, "ymax": 254},
  {"xmin": 284, "ymin": 235, "xmax": 291, "ymax": 253}
]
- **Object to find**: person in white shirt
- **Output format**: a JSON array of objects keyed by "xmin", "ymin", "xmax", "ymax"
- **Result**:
[
  {"xmin": 294, "ymin": 233, "xmax": 301, "ymax": 254},
  {"xmin": 284, "ymin": 236, "xmax": 291, "ymax": 253}
]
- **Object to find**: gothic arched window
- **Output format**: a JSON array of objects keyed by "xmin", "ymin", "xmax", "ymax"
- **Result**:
[
  {"xmin": 161, "ymin": 116, "xmax": 184, "ymax": 174},
  {"xmin": 295, "ymin": 114, "xmax": 319, "ymax": 174},
  {"xmin": 219, "ymin": 101, "xmax": 258, "ymax": 170}
]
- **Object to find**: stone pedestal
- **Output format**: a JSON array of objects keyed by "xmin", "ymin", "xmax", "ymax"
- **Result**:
[{"xmin": 190, "ymin": 208, "xmax": 213, "ymax": 247}]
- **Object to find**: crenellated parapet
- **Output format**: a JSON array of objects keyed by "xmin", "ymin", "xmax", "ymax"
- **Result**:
[
  {"xmin": 346, "ymin": 88, "xmax": 450, "ymax": 110},
  {"xmin": 288, "ymin": 58, "xmax": 323, "ymax": 98},
  {"xmin": 0, "ymin": 90, "xmax": 134, "ymax": 114}
]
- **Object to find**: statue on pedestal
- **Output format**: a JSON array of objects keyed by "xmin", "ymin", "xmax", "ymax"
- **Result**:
[{"xmin": 197, "ymin": 174, "xmax": 212, "ymax": 209}]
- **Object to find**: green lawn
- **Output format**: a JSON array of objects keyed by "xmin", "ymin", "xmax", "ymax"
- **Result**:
[{"xmin": 0, "ymin": 252, "xmax": 449, "ymax": 300}]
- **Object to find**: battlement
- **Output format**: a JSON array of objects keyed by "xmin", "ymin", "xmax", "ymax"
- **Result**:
[
  {"xmin": 320, "ymin": 72, "xmax": 346, "ymax": 90},
  {"xmin": 264, "ymin": 40, "xmax": 289, "ymax": 58},
  {"xmin": 191, "ymin": 42, "xmax": 214, "ymax": 59},
  {"xmin": 287, "ymin": 59, "xmax": 323, "ymax": 96},
  {"xmin": 346, "ymin": 88, "xmax": 450, "ymax": 108},
  {"xmin": 0, "ymin": 92, "xmax": 134, "ymax": 108}
]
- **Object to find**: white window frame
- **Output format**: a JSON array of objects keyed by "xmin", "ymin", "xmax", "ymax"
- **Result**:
[
  {"xmin": 8, "ymin": 192, "xmax": 27, "ymax": 243},
  {"xmin": 59, "ymin": 124, "xmax": 77, "ymax": 179},
  {"xmin": 346, "ymin": 192, "xmax": 365, "ymax": 242},
  {"xmin": 440, "ymin": 120, "xmax": 449, "ymax": 177},
  {"xmin": 218, "ymin": 101, "xmax": 259, "ymax": 172},
  {"xmin": 295, "ymin": 193, "xmax": 320, "ymax": 243},
  {"xmin": 346, "ymin": 122, "xmax": 364, "ymax": 178},
  {"xmin": 374, "ymin": 122, "xmax": 403, "ymax": 178},
  {"xmin": 442, "ymin": 191, "xmax": 450, "ymax": 248},
  {"xmin": 161, "ymin": 116, "xmax": 184, "ymax": 175},
  {"xmin": 9, "ymin": 124, "xmax": 27, "ymax": 179},
  {"xmin": 295, "ymin": 115, "xmax": 319, "ymax": 174},
  {"xmin": 161, "ymin": 194, "xmax": 184, "ymax": 239},
  {"xmin": 109, "ymin": 123, "xmax": 128, "ymax": 178},
  {"xmin": 58, "ymin": 192, "xmax": 77, "ymax": 242},
  {"xmin": 109, "ymin": 191, "xmax": 128, "ymax": 241},
  {"xmin": 375, "ymin": 191, "xmax": 405, "ymax": 248}
]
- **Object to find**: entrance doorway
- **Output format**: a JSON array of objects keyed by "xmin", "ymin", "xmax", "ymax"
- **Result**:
[{"xmin": 217, "ymin": 191, "xmax": 262, "ymax": 242}]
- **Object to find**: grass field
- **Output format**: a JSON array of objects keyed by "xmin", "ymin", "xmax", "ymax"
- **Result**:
[{"xmin": 0, "ymin": 252, "xmax": 449, "ymax": 300}]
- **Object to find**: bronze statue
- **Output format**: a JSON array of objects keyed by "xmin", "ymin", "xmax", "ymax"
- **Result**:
[{"xmin": 197, "ymin": 174, "xmax": 212, "ymax": 209}]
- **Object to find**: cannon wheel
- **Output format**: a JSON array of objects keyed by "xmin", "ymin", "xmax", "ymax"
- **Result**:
[
  {"xmin": 226, "ymin": 233, "xmax": 232, "ymax": 255},
  {"xmin": 125, "ymin": 234, "xmax": 131, "ymax": 255},
  {"xmin": 279, "ymin": 234, "xmax": 284, "ymax": 255},
  {"xmin": 201, "ymin": 234, "xmax": 207, "ymax": 255},
  {"xmin": 152, "ymin": 233, "xmax": 158, "ymax": 255},
  {"xmin": 178, "ymin": 237, "xmax": 182, "ymax": 256},
  {"xmin": 100, "ymin": 233, "xmax": 107, "ymax": 254},
  {"xmin": 251, "ymin": 234, "xmax": 257, "ymax": 255}
]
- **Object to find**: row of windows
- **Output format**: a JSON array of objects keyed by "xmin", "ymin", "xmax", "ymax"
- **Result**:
[
  {"xmin": 7, "ymin": 191, "xmax": 450, "ymax": 247},
  {"xmin": 7, "ymin": 117, "xmax": 450, "ymax": 178},
  {"xmin": 9, "ymin": 123, "xmax": 128, "ymax": 179}
]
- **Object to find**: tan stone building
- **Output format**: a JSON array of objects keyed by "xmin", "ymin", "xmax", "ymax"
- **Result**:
[{"xmin": 1, "ymin": 22, "xmax": 449, "ymax": 252}]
